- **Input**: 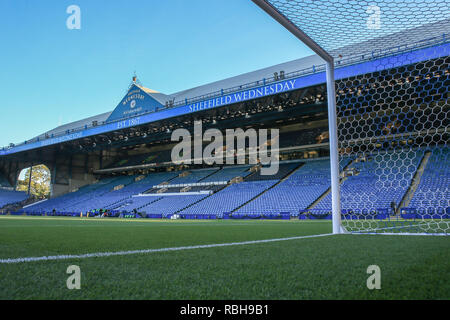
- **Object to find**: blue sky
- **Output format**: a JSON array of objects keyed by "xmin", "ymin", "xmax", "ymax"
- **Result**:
[{"xmin": 0, "ymin": 0, "xmax": 312, "ymax": 147}]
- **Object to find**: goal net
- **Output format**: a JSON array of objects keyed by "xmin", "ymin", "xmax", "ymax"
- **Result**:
[{"xmin": 253, "ymin": 0, "xmax": 449, "ymax": 235}]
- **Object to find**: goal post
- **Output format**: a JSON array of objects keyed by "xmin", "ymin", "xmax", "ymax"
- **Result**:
[
  {"xmin": 325, "ymin": 60, "xmax": 343, "ymax": 235},
  {"xmin": 251, "ymin": 0, "xmax": 449, "ymax": 235},
  {"xmin": 250, "ymin": 0, "xmax": 343, "ymax": 234}
]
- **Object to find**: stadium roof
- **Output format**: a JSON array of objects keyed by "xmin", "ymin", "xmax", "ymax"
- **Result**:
[
  {"xmin": 32, "ymin": 16, "xmax": 449, "ymax": 142},
  {"xmin": 33, "ymin": 112, "xmax": 112, "ymax": 142},
  {"xmin": 34, "ymin": 53, "xmax": 324, "ymax": 140},
  {"xmin": 167, "ymin": 54, "xmax": 323, "ymax": 102},
  {"xmin": 2, "ymin": 19, "xmax": 448, "ymax": 155}
]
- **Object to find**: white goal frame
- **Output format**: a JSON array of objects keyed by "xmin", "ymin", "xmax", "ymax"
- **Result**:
[
  {"xmin": 251, "ymin": 0, "xmax": 343, "ymax": 234},
  {"xmin": 251, "ymin": 0, "xmax": 449, "ymax": 236}
]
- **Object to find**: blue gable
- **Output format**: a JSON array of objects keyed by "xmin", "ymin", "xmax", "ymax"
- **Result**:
[{"xmin": 106, "ymin": 84, "xmax": 164, "ymax": 122}]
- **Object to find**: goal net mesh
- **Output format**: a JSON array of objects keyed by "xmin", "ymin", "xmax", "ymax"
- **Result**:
[{"xmin": 259, "ymin": 0, "xmax": 449, "ymax": 234}]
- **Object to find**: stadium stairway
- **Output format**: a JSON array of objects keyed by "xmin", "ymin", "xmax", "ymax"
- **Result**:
[
  {"xmin": 397, "ymin": 150, "xmax": 431, "ymax": 212},
  {"xmin": 172, "ymin": 185, "xmax": 229, "ymax": 215},
  {"xmin": 406, "ymin": 147, "xmax": 449, "ymax": 213},
  {"xmin": 231, "ymin": 162, "xmax": 303, "ymax": 213},
  {"xmin": 133, "ymin": 197, "xmax": 164, "ymax": 212},
  {"xmin": 2, "ymin": 196, "xmax": 38, "ymax": 212},
  {"xmin": 314, "ymin": 150, "xmax": 425, "ymax": 213},
  {"xmin": 113, "ymin": 196, "xmax": 165, "ymax": 213},
  {"xmin": 306, "ymin": 157, "xmax": 356, "ymax": 210},
  {"xmin": 105, "ymin": 198, "xmax": 128, "ymax": 210}
]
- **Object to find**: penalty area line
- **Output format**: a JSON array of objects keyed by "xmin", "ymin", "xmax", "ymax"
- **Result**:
[{"xmin": 0, "ymin": 233, "xmax": 333, "ymax": 264}]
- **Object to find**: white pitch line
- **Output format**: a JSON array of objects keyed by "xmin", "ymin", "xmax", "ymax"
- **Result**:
[{"xmin": 0, "ymin": 233, "xmax": 333, "ymax": 264}]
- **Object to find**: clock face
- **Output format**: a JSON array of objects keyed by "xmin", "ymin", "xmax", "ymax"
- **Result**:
[{"xmin": 130, "ymin": 100, "xmax": 136, "ymax": 109}]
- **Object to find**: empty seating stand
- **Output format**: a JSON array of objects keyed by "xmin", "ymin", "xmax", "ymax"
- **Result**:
[
  {"xmin": 179, "ymin": 180, "xmax": 278, "ymax": 217},
  {"xmin": 237, "ymin": 159, "xmax": 331, "ymax": 216},
  {"xmin": 17, "ymin": 148, "xmax": 447, "ymax": 220},
  {"xmin": 0, "ymin": 189, "xmax": 28, "ymax": 209},
  {"xmin": 316, "ymin": 150, "xmax": 425, "ymax": 213}
]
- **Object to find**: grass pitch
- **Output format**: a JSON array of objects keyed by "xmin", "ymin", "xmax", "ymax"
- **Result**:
[{"xmin": 0, "ymin": 216, "xmax": 448, "ymax": 300}]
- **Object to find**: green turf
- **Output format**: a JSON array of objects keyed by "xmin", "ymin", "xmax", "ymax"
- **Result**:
[{"xmin": 0, "ymin": 216, "xmax": 448, "ymax": 300}]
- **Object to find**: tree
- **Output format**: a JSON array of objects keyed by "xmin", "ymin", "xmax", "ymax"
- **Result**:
[{"xmin": 17, "ymin": 165, "xmax": 51, "ymax": 198}]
